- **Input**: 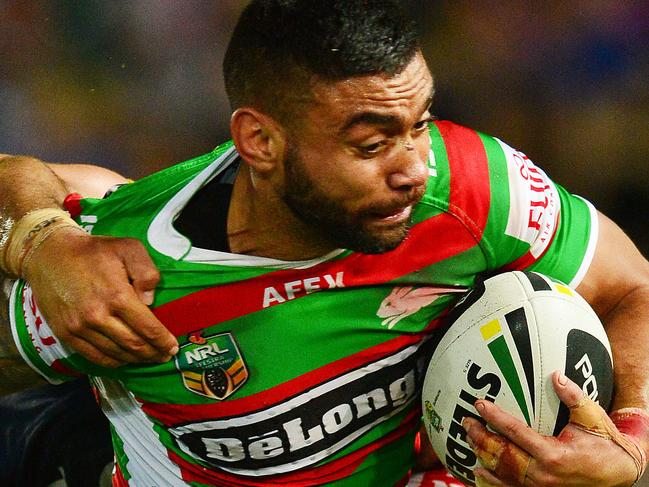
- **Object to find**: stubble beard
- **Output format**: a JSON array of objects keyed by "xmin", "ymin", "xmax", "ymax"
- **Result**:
[{"xmin": 281, "ymin": 146, "xmax": 416, "ymax": 254}]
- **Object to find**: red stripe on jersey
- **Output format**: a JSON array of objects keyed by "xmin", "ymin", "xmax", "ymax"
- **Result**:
[
  {"xmin": 112, "ymin": 464, "xmax": 128, "ymax": 487},
  {"xmin": 51, "ymin": 359, "xmax": 83, "ymax": 378},
  {"xmin": 140, "ymin": 326, "xmax": 439, "ymax": 424},
  {"xmin": 500, "ymin": 251, "xmax": 537, "ymax": 272},
  {"xmin": 435, "ymin": 121, "xmax": 491, "ymax": 240},
  {"xmin": 153, "ymin": 214, "xmax": 472, "ymax": 337},
  {"xmin": 169, "ymin": 408, "xmax": 420, "ymax": 487},
  {"xmin": 500, "ymin": 212, "xmax": 561, "ymax": 272}
]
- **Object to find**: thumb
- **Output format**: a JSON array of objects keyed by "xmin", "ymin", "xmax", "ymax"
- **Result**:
[
  {"xmin": 552, "ymin": 370, "xmax": 611, "ymax": 433},
  {"xmin": 552, "ymin": 370, "xmax": 588, "ymax": 409},
  {"xmin": 553, "ymin": 371, "xmax": 643, "ymax": 483}
]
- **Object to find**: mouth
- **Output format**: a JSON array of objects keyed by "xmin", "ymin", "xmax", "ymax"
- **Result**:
[
  {"xmin": 368, "ymin": 204, "xmax": 413, "ymax": 224},
  {"xmin": 363, "ymin": 187, "xmax": 424, "ymax": 227}
]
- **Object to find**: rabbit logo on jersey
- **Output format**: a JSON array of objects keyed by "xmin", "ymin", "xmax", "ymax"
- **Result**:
[
  {"xmin": 377, "ymin": 286, "xmax": 467, "ymax": 329},
  {"xmin": 175, "ymin": 331, "xmax": 248, "ymax": 399}
]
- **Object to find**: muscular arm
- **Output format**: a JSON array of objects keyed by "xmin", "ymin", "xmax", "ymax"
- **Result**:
[
  {"xmin": 0, "ymin": 273, "xmax": 45, "ymax": 394},
  {"xmin": 0, "ymin": 155, "xmax": 177, "ymax": 368},
  {"xmin": 0, "ymin": 154, "xmax": 126, "ymax": 212},
  {"xmin": 576, "ymin": 211, "xmax": 649, "ymax": 411},
  {"xmin": 46, "ymin": 162, "xmax": 129, "ymax": 199}
]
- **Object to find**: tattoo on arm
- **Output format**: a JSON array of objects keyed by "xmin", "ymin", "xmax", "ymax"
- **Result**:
[{"xmin": 0, "ymin": 273, "xmax": 46, "ymax": 395}]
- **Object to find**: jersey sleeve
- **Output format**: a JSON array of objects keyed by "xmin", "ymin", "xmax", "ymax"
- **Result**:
[
  {"xmin": 482, "ymin": 137, "xmax": 598, "ymax": 287},
  {"xmin": 9, "ymin": 280, "xmax": 109, "ymax": 383}
]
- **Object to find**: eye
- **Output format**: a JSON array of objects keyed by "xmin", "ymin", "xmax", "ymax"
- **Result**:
[
  {"xmin": 413, "ymin": 116, "xmax": 435, "ymax": 132},
  {"xmin": 358, "ymin": 141, "xmax": 387, "ymax": 156}
]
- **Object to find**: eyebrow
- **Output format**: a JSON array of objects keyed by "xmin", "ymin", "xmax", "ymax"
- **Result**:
[
  {"xmin": 339, "ymin": 93, "xmax": 435, "ymax": 134},
  {"xmin": 340, "ymin": 112, "xmax": 400, "ymax": 133}
]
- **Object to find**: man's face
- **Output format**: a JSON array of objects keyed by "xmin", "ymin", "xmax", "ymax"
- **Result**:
[{"xmin": 280, "ymin": 53, "xmax": 434, "ymax": 254}]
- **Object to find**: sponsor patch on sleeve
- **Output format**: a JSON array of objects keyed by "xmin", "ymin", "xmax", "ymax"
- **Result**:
[{"xmin": 497, "ymin": 139, "xmax": 560, "ymax": 259}]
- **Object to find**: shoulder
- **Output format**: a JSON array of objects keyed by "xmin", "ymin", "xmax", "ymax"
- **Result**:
[
  {"xmin": 47, "ymin": 163, "xmax": 129, "ymax": 199},
  {"xmin": 428, "ymin": 120, "xmax": 552, "ymax": 204}
]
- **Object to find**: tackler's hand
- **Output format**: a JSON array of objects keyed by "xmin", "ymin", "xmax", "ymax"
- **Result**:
[
  {"xmin": 462, "ymin": 371, "xmax": 649, "ymax": 486},
  {"xmin": 23, "ymin": 226, "xmax": 178, "ymax": 368}
]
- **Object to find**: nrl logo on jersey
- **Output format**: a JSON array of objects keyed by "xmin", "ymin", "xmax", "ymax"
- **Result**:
[{"xmin": 175, "ymin": 331, "xmax": 248, "ymax": 400}]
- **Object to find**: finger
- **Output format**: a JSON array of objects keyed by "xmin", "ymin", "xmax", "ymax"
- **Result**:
[
  {"xmin": 470, "ymin": 400, "xmax": 547, "ymax": 458},
  {"xmin": 552, "ymin": 371, "xmax": 611, "ymax": 434},
  {"xmin": 74, "ymin": 328, "xmax": 160, "ymax": 364},
  {"xmin": 63, "ymin": 335, "xmax": 126, "ymax": 369},
  {"xmin": 475, "ymin": 467, "xmax": 506, "ymax": 486},
  {"xmin": 464, "ymin": 417, "xmax": 531, "ymax": 485},
  {"xmin": 77, "ymin": 312, "xmax": 173, "ymax": 363},
  {"xmin": 551, "ymin": 370, "xmax": 586, "ymax": 409},
  {"xmin": 120, "ymin": 240, "xmax": 160, "ymax": 306},
  {"xmin": 115, "ymin": 298, "xmax": 178, "ymax": 358}
]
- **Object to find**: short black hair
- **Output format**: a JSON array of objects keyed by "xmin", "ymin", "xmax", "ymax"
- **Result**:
[{"xmin": 223, "ymin": 0, "xmax": 420, "ymax": 123}]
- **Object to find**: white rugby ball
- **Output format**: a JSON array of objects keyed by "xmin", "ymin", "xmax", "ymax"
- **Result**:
[{"xmin": 421, "ymin": 271, "xmax": 613, "ymax": 486}]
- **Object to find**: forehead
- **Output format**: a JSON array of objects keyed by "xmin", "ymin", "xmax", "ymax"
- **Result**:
[{"xmin": 304, "ymin": 53, "xmax": 434, "ymax": 131}]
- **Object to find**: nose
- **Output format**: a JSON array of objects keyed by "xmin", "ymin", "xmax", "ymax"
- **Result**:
[{"xmin": 386, "ymin": 141, "xmax": 428, "ymax": 191}]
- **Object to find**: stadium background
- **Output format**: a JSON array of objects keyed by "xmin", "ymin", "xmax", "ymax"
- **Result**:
[
  {"xmin": 1, "ymin": 3, "xmax": 648, "ymax": 485},
  {"xmin": 1, "ymin": 1, "xmax": 647, "ymax": 255}
]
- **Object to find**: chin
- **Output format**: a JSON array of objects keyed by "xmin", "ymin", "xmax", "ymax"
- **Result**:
[{"xmin": 345, "ymin": 223, "xmax": 411, "ymax": 254}]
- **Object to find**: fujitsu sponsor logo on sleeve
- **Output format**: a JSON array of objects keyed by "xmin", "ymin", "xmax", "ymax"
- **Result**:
[
  {"xmin": 168, "ymin": 339, "xmax": 431, "ymax": 477},
  {"xmin": 498, "ymin": 139, "xmax": 559, "ymax": 258}
]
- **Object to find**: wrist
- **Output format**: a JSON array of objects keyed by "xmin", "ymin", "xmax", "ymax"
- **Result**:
[
  {"xmin": 611, "ymin": 408, "xmax": 649, "ymax": 483},
  {"xmin": 0, "ymin": 208, "xmax": 84, "ymax": 278}
]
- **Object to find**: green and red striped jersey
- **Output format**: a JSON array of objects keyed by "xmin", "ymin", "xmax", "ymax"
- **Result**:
[{"xmin": 9, "ymin": 121, "xmax": 597, "ymax": 486}]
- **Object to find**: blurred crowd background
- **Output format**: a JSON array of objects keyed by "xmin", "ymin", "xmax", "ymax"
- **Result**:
[{"xmin": 1, "ymin": 1, "xmax": 647, "ymax": 254}]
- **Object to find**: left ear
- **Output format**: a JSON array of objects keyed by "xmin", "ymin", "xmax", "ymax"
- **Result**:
[{"xmin": 230, "ymin": 107, "xmax": 287, "ymax": 176}]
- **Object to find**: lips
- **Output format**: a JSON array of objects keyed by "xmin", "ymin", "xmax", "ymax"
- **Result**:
[
  {"xmin": 370, "ymin": 204, "xmax": 413, "ymax": 223},
  {"xmin": 371, "ymin": 195, "xmax": 419, "ymax": 217},
  {"xmin": 364, "ymin": 188, "xmax": 424, "ymax": 224}
]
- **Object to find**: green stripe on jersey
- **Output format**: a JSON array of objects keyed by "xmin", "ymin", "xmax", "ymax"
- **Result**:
[
  {"xmin": 422, "ymin": 123, "xmax": 451, "ymax": 212},
  {"xmin": 477, "ymin": 132, "xmax": 535, "ymax": 270},
  {"xmin": 109, "ymin": 423, "xmax": 132, "ymax": 482}
]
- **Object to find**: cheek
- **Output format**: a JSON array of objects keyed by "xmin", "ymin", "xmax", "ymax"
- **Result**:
[
  {"xmin": 308, "ymin": 154, "xmax": 381, "ymax": 195},
  {"xmin": 415, "ymin": 132, "xmax": 431, "ymax": 160},
  {"xmin": 336, "ymin": 165, "xmax": 386, "ymax": 199},
  {"xmin": 298, "ymin": 148, "xmax": 386, "ymax": 208}
]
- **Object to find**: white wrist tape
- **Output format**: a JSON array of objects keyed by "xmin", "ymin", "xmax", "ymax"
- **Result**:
[{"xmin": 0, "ymin": 208, "xmax": 82, "ymax": 277}]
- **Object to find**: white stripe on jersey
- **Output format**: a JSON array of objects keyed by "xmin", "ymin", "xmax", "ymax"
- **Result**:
[
  {"xmin": 93, "ymin": 377, "xmax": 189, "ymax": 487},
  {"xmin": 147, "ymin": 146, "xmax": 239, "ymax": 261},
  {"xmin": 569, "ymin": 197, "xmax": 599, "ymax": 288},
  {"xmin": 427, "ymin": 148, "xmax": 437, "ymax": 177},
  {"xmin": 9, "ymin": 281, "xmax": 72, "ymax": 384}
]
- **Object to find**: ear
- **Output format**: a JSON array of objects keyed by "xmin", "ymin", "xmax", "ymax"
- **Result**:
[{"xmin": 230, "ymin": 108, "xmax": 286, "ymax": 174}]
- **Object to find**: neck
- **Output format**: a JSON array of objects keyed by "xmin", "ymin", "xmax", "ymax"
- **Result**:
[{"xmin": 227, "ymin": 164, "xmax": 337, "ymax": 261}]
